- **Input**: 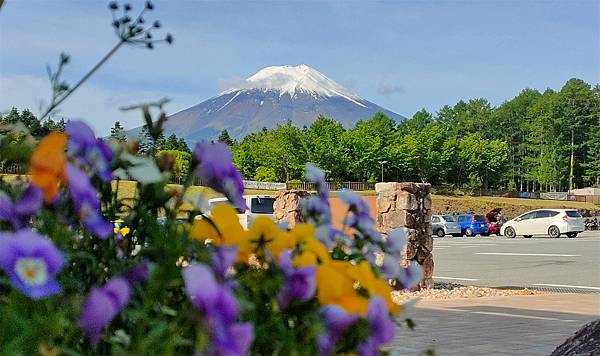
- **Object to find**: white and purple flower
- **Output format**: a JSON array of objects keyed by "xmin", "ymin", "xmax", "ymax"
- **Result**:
[{"xmin": 0, "ymin": 230, "xmax": 64, "ymax": 299}]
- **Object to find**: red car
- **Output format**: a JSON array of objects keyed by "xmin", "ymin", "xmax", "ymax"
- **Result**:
[{"xmin": 486, "ymin": 208, "xmax": 503, "ymax": 235}]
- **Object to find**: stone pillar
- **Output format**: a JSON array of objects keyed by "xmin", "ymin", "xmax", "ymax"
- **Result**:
[
  {"xmin": 273, "ymin": 190, "xmax": 310, "ymax": 228},
  {"xmin": 375, "ymin": 182, "xmax": 434, "ymax": 289}
]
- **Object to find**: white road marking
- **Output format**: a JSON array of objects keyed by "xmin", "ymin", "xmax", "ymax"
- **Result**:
[
  {"xmin": 532, "ymin": 283, "xmax": 600, "ymax": 290},
  {"xmin": 476, "ymin": 253, "xmax": 581, "ymax": 257},
  {"xmin": 433, "ymin": 276, "xmax": 480, "ymax": 281}
]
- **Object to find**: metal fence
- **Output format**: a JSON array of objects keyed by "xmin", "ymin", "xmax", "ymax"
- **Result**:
[
  {"xmin": 285, "ymin": 181, "xmax": 375, "ymax": 191},
  {"xmin": 0, "ymin": 163, "xmax": 27, "ymax": 175}
]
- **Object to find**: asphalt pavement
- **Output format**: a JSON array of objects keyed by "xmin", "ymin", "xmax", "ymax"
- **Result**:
[{"xmin": 431, "ymin": 231, "xmax": 600, "ymax": 291}]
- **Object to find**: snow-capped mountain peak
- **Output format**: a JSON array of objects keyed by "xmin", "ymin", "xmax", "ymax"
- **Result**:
[{"xmin": 225, "ymin": 65, "xmax": 363, "ymax": 105}]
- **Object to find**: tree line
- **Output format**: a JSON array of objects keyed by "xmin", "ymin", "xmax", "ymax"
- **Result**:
[
  {"xmin": 229, "ymin": 78, "xmax": 599, "ymax": 191},
  {"xmin": 2, "ymin": 77, "xmax": 598, "ymax": 191}
]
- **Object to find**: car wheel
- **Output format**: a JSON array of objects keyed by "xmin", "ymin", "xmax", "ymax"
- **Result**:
[
  {"xmin": 524, "ymin": 235, "xmax": 532, "ymax": 238},
  {"xmin": 504, "ymin": 227, "xmax": 516, "ymax": 238},
  {"xmin": 436, "ymin": 229, "xmax": 445, "ymax": 237},
  {"xmin": 548, "ymin": 225, "xmax": 561, "ymax": 238},
  {"xmin": 465, "ymin": 228, "xmax": 474, "ymax": 237},
  {"xmin": 566, "ymin": 232, "xmax": 578, "ymax": 238}
]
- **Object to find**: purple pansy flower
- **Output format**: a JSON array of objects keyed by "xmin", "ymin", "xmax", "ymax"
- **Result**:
[
  {"xmin": 395, "ymin": 261, "xmax": 423, "ymax": 290},
  {"xmin": 79, "ymin": 277, "xmax": 132, "ymax": 345},
  {"xmin": 0, "ymin": 185, "xmax": 43, "ymax": 229},
  {"xmin": 123, "ymin": 261, "xmax": 150, "ymax": 285},
  {"xmin": 306, "ymin": 163, "xmax": 329, "ymax": 201},
  {"xmin": 277, "ymin": 251, "xmax": 316, "ymax": 310},
  {"xmin": 338, "ymin": 189, "xmax": 381, "ymax": 241},
  {"xmin": 304, "ymin": 164, "xmax": 332, "ymax": 225},
  {"xmin": 194, "ymin": 142, "xmax": 246, "ymax": 211},
  {"xmin": 0, "ymin": 230, "xmax": 64, "ymax": 299},
  {"xmin": 66, "ymin": 120, "xmax": 113, "ymax": 182},
  {"xmin": 66, "ymin": 164, "xmax": 112, "ymax": 238},
  {"xmin": 357, "ymin": 296, "xmax": 396, "ymax": 356},
  {"xmin": 211, "ymin": 245, "xmax": 238, "ymax": 280},
  {"xmin": 183, "ymin": 263, "xmax": 254, "ymax": 356},
  {"xmin": 318, "ymin": 305, "xmax": 359, "ymax": 356}
]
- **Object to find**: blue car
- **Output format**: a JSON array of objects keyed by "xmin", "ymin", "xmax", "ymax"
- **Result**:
[{"xmin": 455, "ymin": 214, "xmax": 490, "ymax": 236}]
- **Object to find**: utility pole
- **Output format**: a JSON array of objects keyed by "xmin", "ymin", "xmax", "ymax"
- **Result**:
[{"xmin": 378, "ymin": 160, "xmax": 387, "ymax": 182}]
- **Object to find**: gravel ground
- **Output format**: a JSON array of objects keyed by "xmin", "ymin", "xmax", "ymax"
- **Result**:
[{"xmin": 392, "ymin": 282, "xmax": 545, "ymax": 303}]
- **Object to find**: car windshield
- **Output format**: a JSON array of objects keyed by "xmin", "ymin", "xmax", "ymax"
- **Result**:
[
  {"xmin": 250, "ymin": 197, "xmax": 275, "ymax": 214},
  {"xmin": 566, "ymin": 210, "xmax": 582, "ymax": 218},
  {"xmin": 210, "ymin": 200, "xmax": 245, "ymax": 213},
  {"xmin": 473, "ymin": 215, "xmax": 486, "ymax": 222},
  {"xmin": 442, "ymin": 215, "xmax": 456, "ymax": 222}
]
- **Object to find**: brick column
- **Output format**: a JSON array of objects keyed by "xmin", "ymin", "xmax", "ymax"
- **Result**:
[
  {"xmin": 375, "ymin": 182, "xmax": 434, "ymax": 289},
  {"xmin": 273, "ymin": 190, "xmax": 311, "ymax": 228}
]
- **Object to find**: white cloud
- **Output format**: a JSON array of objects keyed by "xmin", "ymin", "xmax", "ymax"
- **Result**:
[
  {"xmin": 376, "ymin": 81, "xmax": 404, "ymax": 96},
  {"xmin": 0, "ymin": 74, "xmax": 198, "ymax": 135}
]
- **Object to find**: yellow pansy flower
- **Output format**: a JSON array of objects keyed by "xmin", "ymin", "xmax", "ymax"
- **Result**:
[{"xmin": 190, "ymin": 204, "xmax": 245, "ymax": 245}]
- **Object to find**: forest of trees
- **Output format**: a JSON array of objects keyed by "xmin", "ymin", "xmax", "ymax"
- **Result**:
[
  {"xmin": 230, "ymin": 78, "xmax": 600, "ymax": 191},
  {"xmin": 2, "ymin": 78, "xmax": 599, "ymax": 192}
]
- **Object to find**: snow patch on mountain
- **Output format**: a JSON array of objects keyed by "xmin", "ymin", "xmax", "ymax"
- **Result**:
[{"xmin": 223, "ymin": 64, "xmax": 367, "ymax": 107}]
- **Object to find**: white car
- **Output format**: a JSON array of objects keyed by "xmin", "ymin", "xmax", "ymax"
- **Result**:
[
  {"xmin": 206, "ymin": 195, "xmax": 276, "ymax": 228},
  {"xmin": 500, "ymin": 209, "xmax": 585, "ymax": 238}
]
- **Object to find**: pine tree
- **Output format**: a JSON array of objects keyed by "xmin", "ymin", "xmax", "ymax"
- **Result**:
[
  {"xmin": 110, "ymin": 121, "xmax": 127, "ymax": 143},
  {"xmin": 218, "ymin": 129, "xmax": 234, "ymax": 146}
]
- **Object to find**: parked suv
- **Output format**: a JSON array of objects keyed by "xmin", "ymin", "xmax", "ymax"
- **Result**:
[
  {"xmin": 207, "ymin": 195, "xmax": 276, "ymax": 228},
  {"xmin": 455, "ymin": 214, "xmax": 490, "ymax": 236},
  {"xmin": 431, "ymin": 215, "xmax": 462, "ymax": 237},
  {"xmin": 501, "ymin": 209, "xmax": 584, "ymax": 238}
]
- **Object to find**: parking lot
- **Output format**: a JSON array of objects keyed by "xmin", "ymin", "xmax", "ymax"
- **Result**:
[{"xmin": 432, "ymin": 231, "xmax": 600, "ymax": 291}]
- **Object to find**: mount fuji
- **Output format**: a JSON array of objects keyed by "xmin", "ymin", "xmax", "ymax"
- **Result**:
[{"xmin": 144, "ymin": 65, "xmax": 405, "ymax": 142}]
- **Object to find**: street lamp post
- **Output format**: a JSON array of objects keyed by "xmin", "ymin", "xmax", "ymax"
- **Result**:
[{"xmin": 378, "ymin": 160, "xmax": 387, "ymax": 182}]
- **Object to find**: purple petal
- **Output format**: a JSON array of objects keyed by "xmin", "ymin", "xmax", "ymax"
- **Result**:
[
  {"xmin": 0, "ymin": 196, "xmax": 17, "ymax": 228},
  {"xmin": 211, "ymin": 246, "xmax": 238, "ymax": 279},
  {"xmin": 321, "ymin": 305, "xmax": 359, "ymax": 337},
  {"xmin": 102, "ymin": 277, "xmax": 131, "ymax": 309},
  {"xmin": 123, "ymin": 262, "xmax": 150, "ymax": 284},
  {"xmin": 182, "ymin": 263, "xmax": 219, "ymax": 312},
  {"xmin": 228, "ymin": 322, "xmax": 254, "ymax": 355},
  {"xmin": 14, "ymin": 185, "xmax": 43, "ymax": 217},
  {"xmin": 366, "ymin": 296, "xmax": 395, "ymax": 345},
  {"xmin": 79, "ymin": 288, "xmax": 119, "ymax": 345}
]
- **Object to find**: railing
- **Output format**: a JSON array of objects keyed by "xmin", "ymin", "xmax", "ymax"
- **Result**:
[
  {"xmin": 285, "ymin": 181, "xmax": 375, "ymax": 191},
  {"xmin": 0, "ymin": 163, "xmax": 27, "ymax": 175}
]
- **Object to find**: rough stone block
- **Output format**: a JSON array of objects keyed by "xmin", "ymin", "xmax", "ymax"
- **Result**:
[
  {"xmin": 397, "ymin": 191, "xmax": 418, "ymax": 211},
  {"xmin": 375, "ymin": 182, "xmax": 397, "ymax": 193},
  {"xmin": 397, "ymin": 182, "xmax": 417, "ymax": 194},
  {"xmin": 376, "ymin": 193, "xmax": 396, "ymax": 213},
  {"xmin": 383, "ymin": 210, "xmax": 414, "ymax": 229}
]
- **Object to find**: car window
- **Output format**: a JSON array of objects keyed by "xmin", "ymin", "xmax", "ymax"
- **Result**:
[
  {"xmin": 548, "ymin": 211, "xmax": 560, "ymax": 217},
  {"xmin": 457, "ymin": 216, "xmax": 466, "ymax": 222},
  {"xmin": 210, "ymin": 200, "xmax": 245, "ymax": 213},
  {"xmin": 473, "ymin": 215, "xmax": 485, "ymax": 222},
  {"xmin": 566, "ymin": 210, "xmax": 582, "ymax": 218},
  {"xmin": 520, "ymin": 212, "xmax": 536, "ymax": 220},
  {"xmin": 535, "ymin": 210, "xmax": 551, "ymax": 218},
  {"xmin": 432, "ymin": 216, "xmax": 440, "ymax": 223},
  {"xmin": 250, "ymin": 197, "xmax": 275, "ymax": 214},
  {"xmin": 442, "ymin": 215, "xmax": 455, "ymax": 222}
]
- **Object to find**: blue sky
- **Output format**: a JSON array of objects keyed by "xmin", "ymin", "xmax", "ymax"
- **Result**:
[{"xmin": 1, "ymin": 0, "xmax": 598, "ymax": 135}]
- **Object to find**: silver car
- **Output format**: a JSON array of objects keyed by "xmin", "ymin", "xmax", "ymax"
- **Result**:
[{"xmin": 431, "ymin": 215, "xmax": 462, "ymax": 237}]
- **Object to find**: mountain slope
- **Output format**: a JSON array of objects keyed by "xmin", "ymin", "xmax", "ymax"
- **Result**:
[{"xmin": 135, "ymin": 65, "xmax": 405, "ymax": 142}]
